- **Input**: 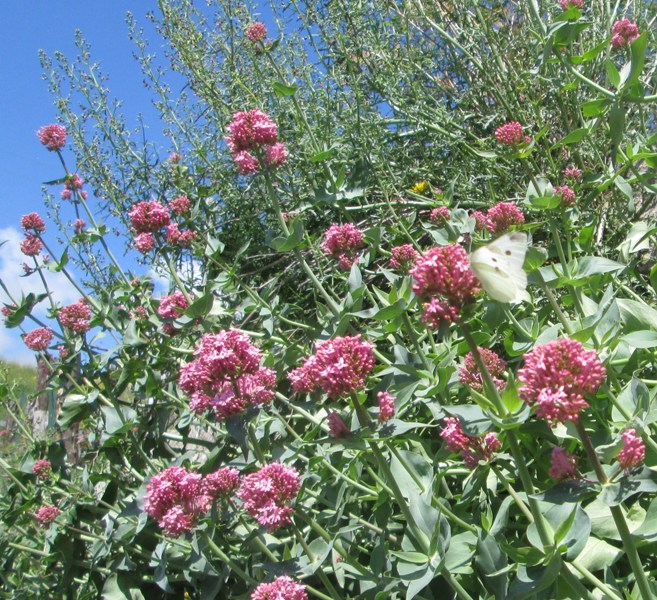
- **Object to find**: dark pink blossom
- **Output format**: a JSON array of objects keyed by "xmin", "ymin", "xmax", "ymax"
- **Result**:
[
  {"xmin": 320, "ymin": 224, "xmax": 365, "ymax": 270},
  {"xmin": 389, "ymin": 244, "xmax": 420, "ymax": 271},
  {"xmin": 420, "ymin": 298, "xmax": 461, "ymax": 329},
  {"xmin": 24, "ymin": 327, "xmax": 54, "ymax": 351},
  {"xmin": 35, "ymin": 505, "xmax": 61, "ymax": 527},
  {"xmin": 59, "ymin": 300, "xmax": 92, "ymax": 333},
  {"xmin": 21, "ymin": 213, "xmax": 46, "ymax": 233},
  {"xmin": 226, "ymin": 109, "xmax": 278, "ymax": 154},
  {"xmin": 251, "ymin": 576, "xmax": 308, "ymax": 600},
  {"xmin": 73, "ymin": 219, "xmax": 86, "ymax": 234},
  {"xmin": 549, "ymin": 447, "xmax": 578, "ymax": 481},
  {"xmin": 203, "ymin": 467, "xmax": 240, "ymax": 499},
  {"xmin": 165, "ymin": 223, "xmax": 198, "ymax": 248},
  {"xmin": 134, "ymin": 232, "xmax": 155, "ymax": 254},
  {"xmin": 617, "ymin": 429, "xmax": 645, "ymax": 470},
  {"xmin": 377, "ymin": 391, "xmax": 396, "ymax": 424},
  {"xmin": 327, "ymin": 411, "xmax": 351, "ymax": 438},
  {"xmin": 265, "ymin": 142, "xmax": 288, "ymax": 167},
  {"xmin": 440, "ymin": 417, "xmax": 501, "ymax": 468},
  {"xmin": 564, "ymin": 166, "xmax": 582, "ymax": 180},
  {"xmin": 233, "ymin": 150, "xmax": 261, "ymax": 174},
  {"xmin": 555, "ymin": 185, "xmax": 577, "ymax": 207},
  {"xmin": 238, "ymin": 463, "xmax": 300, "ymax": 531},
  {"xmin": 472, "ymin": 210, "xmax": 490, "ymax": 232},
  {"xmin": 518, "ymin": 339, "xmax": 606, "ymax": 425},
  {"xmin": 459, "ymin": 348, "xmax": 506, "ymax": 392},
  {"xmin": 485, "ymin": 202, "xmax": 525, "ymax": 234},
  {"xmin": 611, "ymin": 18, "xmax": 640, "ymax": 49},
  {"xmin": 170, "ymin": 195, "xmax": 191, "ymax": 215},
  {"xmin": 20, "ymin": 235, "xmax": 43, "ymax": 257},
  {"xmin": 288, "ymin": 335, "xmax": 375, "ymax": 398},
  {"xmin": 429, "ymin": 206, "xmax": 451, "ymax": 223},
  {"xmin": 246, "ymin": 22, "xmax": 268, "ymax": 43},
  {"xmin": 37, "ymin": 124, "xmax": 66, "ymax": 151},
  {"xmin": 32, "ymin": 459, "xmax": 52, "ymax": 479},
  {"xmin": 157, "ymin": 291, "xmax": 189, "ymax": 319},
  {"xmin": 560, "ymin": 0, "xmax": 583, "ymax": 9},
  {"xmin": 494, "ymin": 121, "xmax": 525, "ymax": 146},
  {"xmin": 128, "ymin": 200, "xmax": 171, "ymax": 233}
]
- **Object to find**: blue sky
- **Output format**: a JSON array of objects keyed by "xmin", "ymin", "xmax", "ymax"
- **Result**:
[{"xmin": 0, "ymin": 3, "xmax": 172, "ymax": 364}]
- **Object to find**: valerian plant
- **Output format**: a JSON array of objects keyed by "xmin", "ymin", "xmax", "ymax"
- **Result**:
[{"xmin": 1, "ymin": 0, "xmax": 657, "ymax": 597}]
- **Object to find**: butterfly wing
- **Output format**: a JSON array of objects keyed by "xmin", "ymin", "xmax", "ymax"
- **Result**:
[{"xmin": 470, "ymin": 232, "xmax": 529, "ymax": 303}]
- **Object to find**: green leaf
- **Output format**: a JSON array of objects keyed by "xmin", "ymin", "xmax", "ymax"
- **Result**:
[
  {"xmin": 310, "ymin": 146, "xmax": 336, "ymax": 162},
  {"xmin": 620, "ymin": 331, "xmax": 657, "ymax": 349},
  {"xmin": 599, "ymin": 468, "xmax": 657, "ymax": 506},
  {"xmin": 373, "ymin": 299, "xmax": 407, "ymax": 321},
  {"xmin": 618, "ymin": 299, "xmax": 657, "ymax": 331},
  {"xmin": 552, "ymin": 127, "xmax": 589, "ymax": 149},
  {"xmin": 605, "ymin": 60, "xmax": 621, "ymax": 89},
  {"xmin": 609, "ymin": 104, "xmax": 626, "ymax": 154},
  {"xmin": 632, "ymin": 496, "xmax": 657, "ymax": 540},
  {"xmin": 623, "ymin": 32, "xmax": 648, "ymax": 92},
  {"xmin": 58, "ymin": 392, "xmax": 98, "ymax": 428},
  {"xmin": 270, "ymin": 219, "xmax": 305, "ymax": 252},
  {"xmin": 553, "ymin": 21, "xmax": 589, "ymax": 46},
  {"xmin": 272, "ymin": 81, "xmax": 298, "ymax": 97},
  {"xmin": 612, "ymin": 377, "xmax": 649, "ymax": 423},
  {"xmin": 185, "ymin": 292, "xmax": 214, "ymax": 318},
  {"xmin": 508, "ymin": 555, "xmax": 562, "ymax": 600},
  {"xmin": 476, "ymin": 534, "xmax": 509, "ymax": 598},
  {"xmin": 580, "ymin": 97, "xmax": 610, "ymax": 117},
  {"xmin": 575, "ymin": 537, "xmax": 622, "ymax": 572},
  {"xmin": 573, "ymin": 256, "xmax": 625, "ymax": 278},
  {"xmin": 54, "ymin": 248, "xmax": 69, "ymax": 272},
  {"xmin": 571, "ymin": 40, "xmax": 610, "ymax": 64},
  {"xmin": 101, "ymin": 573, "xmax": 146, "ymax": 600}
]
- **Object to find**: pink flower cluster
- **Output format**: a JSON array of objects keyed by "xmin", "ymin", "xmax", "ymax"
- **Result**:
[
  {"xmin": 563, "ymin": 165, "xmax": 582, "ymax": 180},
  {"xmin": 518, "ymin": 338, "xmax": 606, "ymax": 425},
  {"xmin": 35, "ymin": 505, "xmax": 61, "ymax": 527},
  {"xmin": 170, "ymin": 195, "xmax": 191, "ymax": 215},
  {"xmin": 20, "ymin": 234, "xmax": 43, "ymax": 257},
  {"xmin": 178, "ymin": 330, "xmax": 275, "ymax": 420},
  {"xmin": 134, "ymin": 233, "xmax": 155, "ymax": 254},
  {"xmin": 377, "ymin": 391, "xmax": 396, "ymax": 424},
  {"xmin": 559, "ymin": 0, "xmax": 583, "ymax": 9},
  {"xmin": 494, "ymin": 121, "xmax": 529, "ymax": 146},
  {"xmin": 21, "ymin": 213, "xmax": 46, "ymax": 234},
  {"xmin": 389, "ymin": 244, "xmax": 420, "ymax": 271},
  {"xmin": 617, "ymin": 429, "xmax": 645, "ymax": 470},
  {"xmin": 73, "ymin": 219, "xmax": 86, "ymax": 235},
  {"xmin": 429, "ymin": 206, "xmax": 451, "ymax": 223},
  {"xmin": 157, "ymin": 291, "xmax": 189, "ymax": 319},
  {"xmin": 472, "ymin": 202, "xmax": 525, "ymax": 234},
  {"xmin": 226, "ymin": 109, "xmax": 287, "ymax": 175},
  {"xmin": 32, "ymin": 459, "xmax": 52, "ymax": 479},
  {"xmin": 129, "ymin": 200, "xmax": 171, "ymax": 233},
  {"xmin": 288, "ymin": 335, "xmax": 375, "ymax": 398},
  {"xmin": 144, "ymin": 465, "xmax": 239, "ymax": 536},
  {"xmin": 37, "ymin": 124, "xmax": 66, "ymax": 151},
  {"xmin": 440, "ymin": 417, "xmax": 501, "ymax": 468},
  {"xmin": 60, "ymin": 173, "xmax": 88, "ymax": 201},
  {"xmin": 554, "ymin": 185, "xmax": 577, "ymax": 207},
  {"xmin": 327, "ymin": 411, "xmax": 350, "ymax": 437},
  {"xmin": 410, "ymin": 244, "xmax": 480, "ymax": 328},
  {"xmin": 246, "ymin": 22, "xmax": 268, "ymax": 43},
  {"xmin": 320, "ymin": 223, "xmax": 365, "ymax": 270},
  {"xmin": 251, "ymin": 576, "xmax": 308, "ymax": 600},
  {"xmin": 24, "ymin": 327, "xmax": 54, "ymax": 351},
  {"xmin": 165, "ymin": 223, "xmax": 198, "ymax": 248},
  {"xmin": 549, "ymin": 447, "xmax": 578, "ymax": 481},
  {"xmin": 59, "ymin": 300, "xmax": 92, "ymax": 333},
  {"xmin": 459, "ymin": 348, "xmax": 506, "ymax": 392},
  {"xmin": 611, "ymin": 18, "xmax": 640, "ymax": 49},
  {"xmin": 238, "ymin": 463, "xmax": 300, "ymax": 531}
]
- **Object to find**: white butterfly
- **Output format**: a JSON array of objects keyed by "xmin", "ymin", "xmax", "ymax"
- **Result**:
[{"xmin": 470, "ymin": 232, "xmax": 529, "ymax": 303}]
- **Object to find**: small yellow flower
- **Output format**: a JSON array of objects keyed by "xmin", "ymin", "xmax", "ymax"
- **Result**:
[{"xmin": 410, "ymin": 181, "xmax": 430, "ymax": 195}]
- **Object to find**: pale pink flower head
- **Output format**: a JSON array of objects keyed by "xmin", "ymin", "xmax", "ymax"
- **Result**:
[
  {"xmin": 60, "ymin": 189, "xmax": 72, "ymax": 201},
  {"xmin": 560, "ymin": 0, "xmax": 583, "ymax": 9},
  {"xmin": 495, "ymin": 121, "xmax": 525, "ymax": 146},
  {"xmin": 459, "ymin": 348, "xmax": 506, "ymax": 392},
  {"xmin": 555, "ymin": 185, "xmax": 577, "ymax": 207},
  {"xmin": 37, "ymin": 124, "xmax": 66, "ymax": 151},
  {"xmin": 203, "ymin": 467, "xmax": 240, "ymax": 499},
  {"xmin": 144, "ymin": 466, "xmax": 213, "ymax": 537},
  {"xmin": 168, "ymin": 152, "xmax": 182, "ymax": 163},
  {"xmin": 420, "ymin": 298, "xmax": 461, "ymax": 330},
  {"xmin": 471, "ymin": 210, "xmax": 491, "ymax": 232},
  {"xmin": 226, "ymin": 109, "xmax": 278, "ymax": 154},
  {"xmin": 320, "ymin": 223, "xmax": 365, "ymax": 270},
  {"xmin": 251, "ymin": 576, "xmax": 308, "ymax": 600},
  {"xmin": 265, "ymin": 142, "xmax": 288, "ymax": 167},
  {"xmin": 1, "ymin": 305, "xmax": 15, "ymax": 320},
  {"xmin": 128, "ymin": 200, "xmax": 171, "ymax": 233},
  {"xmin": 377, "ymin": 391, "xmax": 396, "ymax": 424},
  {"xmin": 134, "ymin": 232, "xmax": 155, "ymax": 254},
  {"xmin": 246, "ymin": 22, "xmax": 268, "ymax": 43},
  {"xmin": 238, "ymin": 463, "xmax": 301, "ymax": 531},
  {"xmin": 410, "ymin": 244, "xmax": 480, "ymax": 306},
  {"xmin": 389, "ymin": 244, "xmax": 420, "ymax": 271},
  {"xmin": 32, "ymin": 459, "xmax": 52, "ymax": 479},
  {"xmin": 233, "ymin": 150, "xmax": 261, "ymax": 175},
  {"xmin": 24, "ymin": 327, "xmax": 54, "ymax": 351},
  {"xmin": 73, "ymin": 219, "xmax": 86, "ymax": 235},
  {"xmin": 549, "ymin": 447, "xmax": 578, "ymax": 481},
  {"xmin": 518, "ymin": 338, "xmax": 606, "ymax": 425},
  {"xmin": 485, "ymin": 202, "xmax": 525, "ymax": 234},
  {"xmin": 20, "ymin": 235, "xmax": 43, "ymax": 257},
  {"xmin": 611, "ymin": 18, "xmax": 640, "ymax": 49},
  {"xmin": 157, "ymin": 291, "xmax": 189, "ymax": 319},
  {"xmin": 64, "ymin": 173, "xmax": 84, "ymax": 191},
  {"xmin": 564, "ymin": 165, "xmax": 582, "ymax": 180},
  {"xmin": 440, "ymin": 417, "xmax": 501, "ymax": 468},
  {"xmin": 617, "ymin": 429, "xmax": 645, "ymax": 470},
  {"xmin": 169, "ymin": 195, "xmax": 191, "ymax": 215},
  {"xmin": 59, "ymin": 300, "xmax": 92, "ymax": 333},
  {"xmin": 21, "ymin": 213, "xmax": 46, "ymax": 234},
  {"xmin": 327, "ymin": 411, "xmax": 351, "ymax": 438},
  {"xmin": 35, "ymin": 505, "xmax": 61, "ymax": 527},
  {"xmin": 288, "ymin": 335, "xmax": 375, "ymax": 399},
  {"xmin": 429, "ymin": 206, "xmax": 451, "ymax": 223}
]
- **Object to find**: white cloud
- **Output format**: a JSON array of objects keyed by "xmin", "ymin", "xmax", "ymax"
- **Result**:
[{"xmin": 0, "ymin": 226, "xmax": 79, "ymax": 365}]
